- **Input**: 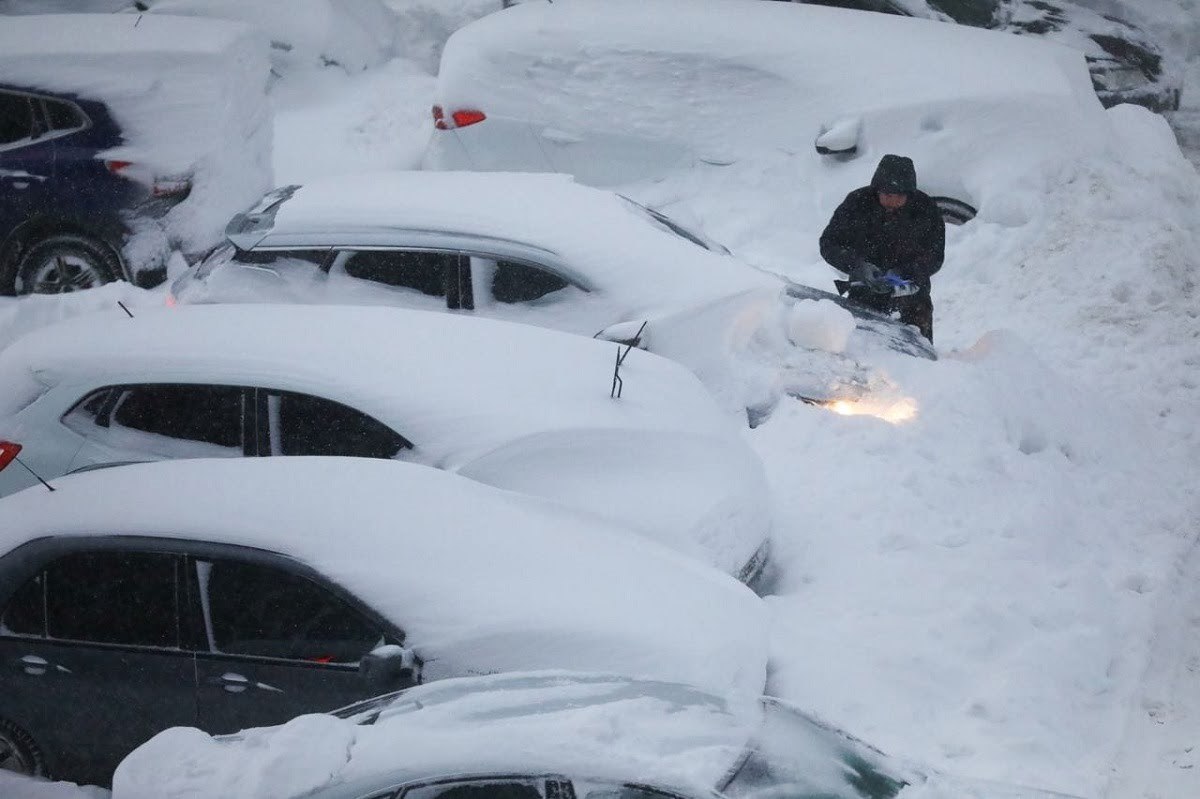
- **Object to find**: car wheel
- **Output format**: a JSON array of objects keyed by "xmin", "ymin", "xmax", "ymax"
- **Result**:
[
  {"xmin": 933, "ymin": 196, "xmax": 976, "ymax": 226},
  {"xmin": 9, "ymin": 234, "xmax": 122, "ymax": 296},
  {"xmin": 0, "ymin": 718, "xmax": 45, "ymax": 778}
]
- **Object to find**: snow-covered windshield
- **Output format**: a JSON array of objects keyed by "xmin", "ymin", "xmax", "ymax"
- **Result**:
[
  {"xmin": 722, "ymin": 699, "xmax": 909, "ymax": 799},
  {"xmin": 925, "ymin": 0, "xmax": 1000, "ymax": 26},
  {"xmin": 619, "ymin": 196, "xmax": 726, "ymax": 254}
]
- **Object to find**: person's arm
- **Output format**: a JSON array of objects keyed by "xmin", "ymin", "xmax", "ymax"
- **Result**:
[
  {"xmin": 819, "ymin": 196, "xmax": 864, "ymax": 275},
  {"xmin": 913, "ymin": 200, "xmax": 945, "ymax": 277}
]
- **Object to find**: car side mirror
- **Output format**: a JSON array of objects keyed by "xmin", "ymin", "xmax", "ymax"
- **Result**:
[
  {"xmin": 360, "ymin": 644, "xmax": 418, "ymax": 690},
  {"xmin": 815, "ymin": 116, "xmax": 862, "ymax": 157},
  {"xmin": 594, "ymin": 319, "xmax": 648, "ymax": 348}
]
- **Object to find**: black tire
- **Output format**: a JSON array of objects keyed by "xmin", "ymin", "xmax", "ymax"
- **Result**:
[
  {"xmin": 7, "ymin": 233, "xmax": 122, "ymax": 296},
  {"xmin": 933, "ymin": 195, "xmax": 977, "ymax": 226},
  {"xmin": 0, "ymin": 718, "xmax": 45, "ymax": 778}
]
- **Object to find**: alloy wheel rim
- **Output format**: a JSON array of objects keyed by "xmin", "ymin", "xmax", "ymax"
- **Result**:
[
  {"xmin": 0, "ymin": 731, "xmax": 35, "ymax": 776},
  {"xmin": 22, "ymin": 253, "xmax": 104, "ymax": 295}
]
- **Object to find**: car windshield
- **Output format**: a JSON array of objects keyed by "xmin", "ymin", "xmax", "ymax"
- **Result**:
[
  {"xmin": 618, "ymin": 196, "xmax": 729, "ymax": 254},
  {"xmin": 925, "ymin": 0, "xmax": 999, "ymax": 27},
  {"xmin": 721, "ymin": 699, "xmax": 909, "ymax": 799}
]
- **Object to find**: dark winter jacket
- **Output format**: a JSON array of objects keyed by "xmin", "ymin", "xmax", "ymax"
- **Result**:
[{"xmin": 819, "ymin": 159, "xmax": 945, "ymax": 287}]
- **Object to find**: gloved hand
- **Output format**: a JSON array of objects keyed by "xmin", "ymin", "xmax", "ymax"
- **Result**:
[
  {"xmin": 850, "ymin": 261, "xmax": 891, "ymax": 294},
  {"xmin": 849, "ymin": 260, "xmax": 882, "ymax": 284}
]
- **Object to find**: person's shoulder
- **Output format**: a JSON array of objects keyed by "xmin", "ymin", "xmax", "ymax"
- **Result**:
[
  {"xmin": 909, "ymin": 190, "xmax": 942, "ymax": 217},
  {"xmin": 840, "ymin": 186, "xmax": 876, "ymax": 206}
]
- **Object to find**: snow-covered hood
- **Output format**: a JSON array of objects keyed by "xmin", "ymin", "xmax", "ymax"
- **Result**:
[{"xmin": 0, "ymin": 459, "xmax": 770, "ymax": 702}]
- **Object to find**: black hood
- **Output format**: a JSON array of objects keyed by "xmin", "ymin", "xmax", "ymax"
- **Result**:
[{"xmin": 871, "ymin": 154, "xmax": 917, "ymax": 194}]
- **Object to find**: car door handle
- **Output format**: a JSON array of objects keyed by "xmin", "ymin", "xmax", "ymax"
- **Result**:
[
  {"xmin": 210, "ymin": 672, "xmax": 249, "ymax": 693},
  {"xmin": 20, "ymin": 655, "xmax": 48, "ymax": 676},
  {"xmin": 208, "ymin": 672, "xmax": 283, "ymax": 694}
]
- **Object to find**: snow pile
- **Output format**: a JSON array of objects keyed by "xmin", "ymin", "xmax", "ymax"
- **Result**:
[
  {"xmin": 0, "ymin": 773, "xmax": 108, "ymax": 799},
  {"xmin": 147, "ymin": 0, "xmax": 403, "ymax": 74},
  {"xmin": 785, "ymin": 299, "xmax": 856, "ymax": 354},
  {"xmin": 0, "ymin": 14, "xmax": 273, "ymax": 260}
]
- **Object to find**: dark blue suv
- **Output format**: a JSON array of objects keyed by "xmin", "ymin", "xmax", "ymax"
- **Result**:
[{"xmin": 0, "ymin": 85, "xmax": 187, "ymax": 295}]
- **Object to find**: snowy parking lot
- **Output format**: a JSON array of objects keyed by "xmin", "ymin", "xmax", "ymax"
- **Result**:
[{"xmin": 1, "ymin": 1, "xmax": 1198, "ymax": 799}]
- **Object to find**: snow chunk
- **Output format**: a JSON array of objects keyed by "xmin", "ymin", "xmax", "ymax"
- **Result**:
[{"xmin": 786, "ymin": 299, "xmax": 856, "ymax": 354}]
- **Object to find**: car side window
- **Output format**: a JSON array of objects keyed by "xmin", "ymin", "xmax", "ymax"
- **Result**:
[
  {"xmin": 342, "ymin": 250, "xmax": 457, "ymax": 297},
  {"xmin": 4, "ymin": 552, "xmax": 181, "ymax": 648},
  {"xmin": 402, "ymin": 778, "xmax": 548, "ymax": 799},
  {"xmin": 100, "ymin": 384, "xmax": 245, "ymax": 456},
  {"xmin": 487, "ymin": 259, "xmax": 570, "ymax": 304},
  {"xmin": 197, "ymin": 559, "xmax": 384, "ymax": 664},
  {"xmin": 0, "ymin": 572, "xmax": 46, "ymax": 638},
  {"xmin": 0, "ymin": 91, "xmax": 36, "ymax": 146},
  {"xmin": 44, "ymin": 98, "xmax": 86, "ymax": 132},
  {"xmin": 265, "ymin": 390, "xmax": 411, "ymax": 459}
]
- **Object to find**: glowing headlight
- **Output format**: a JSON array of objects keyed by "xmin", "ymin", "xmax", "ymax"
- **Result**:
[{"xmin": 824, "ymin": 397, "xmax": 917, "ymax": 424}]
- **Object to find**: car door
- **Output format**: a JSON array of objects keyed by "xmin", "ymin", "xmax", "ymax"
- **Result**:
[
  {"xmin": 0, "ymin": 547, "xmax": 196, "ymax": 785},
  {"xmin": 190, "ymin": 555, "xmax": 414, "ymax": 736},
  {"xmin": 0, "ymin": 89, "xmax": 54, "ymax": 235},
  {"xmin": 65, "ymin": 383, "xmax": 252, "ymax": 472}
]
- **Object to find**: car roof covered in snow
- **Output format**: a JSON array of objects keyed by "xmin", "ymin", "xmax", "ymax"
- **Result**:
[
  {"xmin": 0, "ymin": 459, "xmax": 768, "ymax": 705},
  {"xmin": 116, "ymin": 672, "xmax": 760, "ymax": 799},
  {"xmin": 238, "ymin": 171, "xmax": 779, "ymax": 313},
  {"xmin": 0, "ymin": 304, "xmax": 737, "ymax": 466},
  {"xmin": 0, "ymin": 14, "xmax": 270, "ymax": 176}
]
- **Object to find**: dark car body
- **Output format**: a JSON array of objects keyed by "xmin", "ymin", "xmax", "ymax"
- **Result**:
[
  {"xmin": 0, "ymin": 83, "xmax": 182, "ymax": 295},
  {"xmin": 787, "ymin": 0, "xmax": 1182, "ymax": 111},
  {"xmin": 0, "ymin": 534, "xmax": 417, "ymax": 786}
]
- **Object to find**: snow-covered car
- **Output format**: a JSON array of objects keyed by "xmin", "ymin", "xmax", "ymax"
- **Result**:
[
  {"xmin": 0, "ymin": 14, "xmax": 273, "ymax": 294},
  {"xmin": 113, "ymin": 671, "xmax": 1083, "ymax": 799},
  {"xmin": 426, "ymin": 0, "xmax": 1114, "ymax": 223},
  {"xmin": 169, "ymin": 171, "xmax": 933, "ymax": 419},
  {"xmin": 0, "ymin": 304, "xmax": 771, "ymax": 583},
  {"xmin": 787, "ymin": 0, "xmax": 1183, "ymax": 112},
  {"xmin": 0, "ymin": 460, "xmax": 769, "ymax": 785}
]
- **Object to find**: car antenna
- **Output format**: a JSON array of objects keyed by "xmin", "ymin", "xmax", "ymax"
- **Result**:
[
  {"xmin": 610, "ymin": 321, "xmax": 648, "ymax": 399},
  {"xmin": 13, "ymin": 456, "xmax": 55, "ymax": 493},
  {"xmin": 117, "ymin": 301, "xmax": 134, "ymax": 318}
]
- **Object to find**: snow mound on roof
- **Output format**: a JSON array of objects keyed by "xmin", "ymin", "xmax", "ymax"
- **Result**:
[
  {"xmin": 1, "ymin": 457, "xmax": 769, "ymax": 701},
  {"xmin": 439, "ymin": 0, "xmax": 1099, "ymax": 160},
  {"xmin": 147, "ymin": 0, "xmax": 402, "ymax": 74},
  {"xmin": 0, "ymin": 304, "xmax": 739, "ymax": 466},
  {"xmin": 0, "ymin": 14, "xmax": 273, "ymax": 256}
]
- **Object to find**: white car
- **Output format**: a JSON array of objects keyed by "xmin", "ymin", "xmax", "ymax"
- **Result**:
[
  {"xmin": 0, "ymin": 303, "xmax": 772, "ymax": 583},
  {"xmin": 0, "ymin": 460, "xmax": 769, "ymax": 785},
  {"xmin": 427, "ymin": 0, "xmax": 1112, "ymax": 223},
  {"xmin": 114, "ymin": 671, "xmax": 1083, "ymax": 799},
  {"xmin": 169, "ymin": 171, "xmax": 934, "ymax": 418}
]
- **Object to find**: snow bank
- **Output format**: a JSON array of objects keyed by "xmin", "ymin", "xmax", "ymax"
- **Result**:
[
  {"xmin": 0, "ymin": 773, "xmax": 108, "ymax": 799},
  {"xmin": 0, "ymin": 14, "xmax": 273, "ymax": 259}
]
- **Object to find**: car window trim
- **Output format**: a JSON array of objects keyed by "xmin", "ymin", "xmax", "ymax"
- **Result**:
[
  {"xmin": 0, "ymin": 87, "xmax": 91, "ymax": 152},
  {"xmin": 260, "ymin": 387, "xmax": 415, "ymax": 457}
]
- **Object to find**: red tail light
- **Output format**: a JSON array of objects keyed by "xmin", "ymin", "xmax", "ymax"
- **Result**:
[
  {"xmin": 0, "ymin": 441, "xmax": 22, "ymax": 473},
  {"xmin": 432, "ymin": 105, "xmax": 486, "ymax": 130},
  {"xmin": 105, "ymin": 159, "xmax": 133, "ymax": 175},
  {"xmin": 432, "ymin": 104, "xmax": 448, "ymax": 130},
  {"xmin": 451, "ymin": 109, "xmax": 486, "ymax": 128}
]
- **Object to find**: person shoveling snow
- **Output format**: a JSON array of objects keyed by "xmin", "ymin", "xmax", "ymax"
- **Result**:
[{"xmin": 820, "ymin": 154, "xmax": 945, "ymax": 343}]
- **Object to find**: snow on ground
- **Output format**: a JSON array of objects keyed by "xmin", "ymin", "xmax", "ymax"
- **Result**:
[
  {"xmin": 0, "ymin": 772, "xmax": 108, "ymax": 799},
  {"xmin": 2, "ymin": 2, "xmax": 1200, "ymax": 798}
]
